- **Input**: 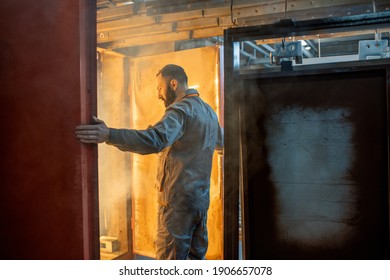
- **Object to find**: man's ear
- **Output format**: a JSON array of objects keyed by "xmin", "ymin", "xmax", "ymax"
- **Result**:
[{"xmin": 170, "ymin": 79, "xmax": 178, "ymax": 90}]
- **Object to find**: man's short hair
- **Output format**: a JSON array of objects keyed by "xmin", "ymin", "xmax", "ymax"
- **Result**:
[{"xmin": 157, "ymin": 64, "xmax": 188, "ymax": 85}]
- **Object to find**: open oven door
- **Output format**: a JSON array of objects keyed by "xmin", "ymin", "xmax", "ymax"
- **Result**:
[{"xmin": 0, "ymin": 0, "xmax": 99, "ymax": 259}]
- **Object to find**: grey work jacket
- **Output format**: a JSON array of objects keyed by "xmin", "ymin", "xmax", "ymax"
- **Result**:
[{"xmin": 107, "ymin": 89, "xmax": 224, "ymax": 211}]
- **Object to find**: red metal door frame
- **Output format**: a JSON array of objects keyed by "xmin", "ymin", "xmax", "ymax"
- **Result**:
[{"xmin": 79, "ymin": 0, "xmax": 99, "ymax": 260}]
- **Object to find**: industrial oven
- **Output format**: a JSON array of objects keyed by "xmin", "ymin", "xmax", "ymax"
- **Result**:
[{"xmin": 224, "ymin": 11, "xmax": 390, "ymax": 259}]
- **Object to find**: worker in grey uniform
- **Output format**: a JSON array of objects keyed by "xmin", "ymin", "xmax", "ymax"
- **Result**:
[{"xmin": 76, "ymin": 64, "xmax": 224, "ymax": 260}]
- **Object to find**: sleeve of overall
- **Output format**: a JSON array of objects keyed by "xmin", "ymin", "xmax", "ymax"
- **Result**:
[{"xmin": 106, "ymin": 108, "xmax": 185, "ymax": 155}]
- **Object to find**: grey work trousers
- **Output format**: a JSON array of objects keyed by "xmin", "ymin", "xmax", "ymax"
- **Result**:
[{"xmin": 156, "ymin": 205, "xmax": 208, "ymax": 260}]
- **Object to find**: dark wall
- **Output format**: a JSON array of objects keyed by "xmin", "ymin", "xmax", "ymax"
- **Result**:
[{"xmin": 0, "ymin": 0, "xmax": 98, "ymax": 259}]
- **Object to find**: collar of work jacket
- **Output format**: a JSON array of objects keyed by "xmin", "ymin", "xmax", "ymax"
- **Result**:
[{"xmin": 171, "ymin": 88, "xmax": 199, "ymax": 106}]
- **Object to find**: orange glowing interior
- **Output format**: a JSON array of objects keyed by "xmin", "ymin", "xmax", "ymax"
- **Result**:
[{"xmin": 97, "ymin": 46, "xmax": 223, "ymax": 260}]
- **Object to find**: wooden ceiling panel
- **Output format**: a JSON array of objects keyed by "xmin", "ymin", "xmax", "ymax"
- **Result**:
[
  {"xmin": 175, "ymin": 17, "xmax": 219, "ymax": 31},
  {"xmin": 98, "ymin": 14, "xmax": 155, "ymax": 32},
  {"xmin": 99, "ymin": 23, "xmax": 173, "ymax": 43},
  {"xmin": 146, "ymin": 0, "xmax": 229, "ymax": 16},
  {"xmin": 104, "ymin": 31, "xmax": 190, "ymax": 49},
  {"xmin": 96, "ymin": 0, "xmax": 390, "ymax": 52},
  {"xmin": 97, "ymin": 5, "xmax": 137, "ymax": 22}
]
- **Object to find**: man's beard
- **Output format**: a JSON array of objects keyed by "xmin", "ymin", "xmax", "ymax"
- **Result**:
[{"xmin": 164, "ymin": 87, "xmax": 177, "ymax": 108}]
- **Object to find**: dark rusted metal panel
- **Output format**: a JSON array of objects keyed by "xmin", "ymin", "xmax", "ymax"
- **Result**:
[
  {"xmin": 0, "ymin": 0, "xmax": 98, "ymax": 259},
  {"xmin": 241, "ymin": 68, "xmax": 389, "ymax": 259},
  {"xmin": 224, "ymin": 12, "xmax": 390, "ymax": 260}
]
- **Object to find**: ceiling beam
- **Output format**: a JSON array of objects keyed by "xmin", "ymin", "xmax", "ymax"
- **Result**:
[
  {"xmin": 103, "ymin": 31, "xmax": 191, "ymax": 49},
  {"xmin": 155, "ymin": 10, "xmax": 204, "ymax": 23},
  {"xmin": 231, "ymin": 0, "xmax": 374, "ymax": 20},
  {"xmin": 98, "ymin": 23, "xmax": 173, "ymax": 43},
  {"xmin": 175, "ymin": 18, "xmax": 219, "ymax": 31},
  {"xmin": 146, "ymin": 0, "xmax": 228, "ymax": 15},
  {"xmin": 98, "ymin": 14, "xmax": 156, "ymax": 32},
  {"xmin": 192, "ymin": 26, "xmax": 226, "ymax": 39},
  {"xmin": 145, "ymin": 0, "xmax": 202, "ymax": 7},
  {"xmin": 145, "ymin": 0, "xmax": 278, "ymax": 15},
  {"xmin": 97, "ymin": 5, "xmax": 135, "ymax": 22}
]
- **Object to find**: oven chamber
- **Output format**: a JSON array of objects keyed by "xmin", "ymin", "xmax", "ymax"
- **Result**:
[{"xmin": 223, "ymin": 12, "xmax": 390, "ymax": 259}]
